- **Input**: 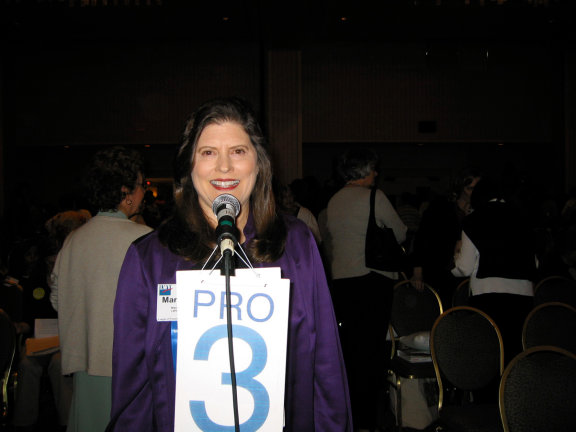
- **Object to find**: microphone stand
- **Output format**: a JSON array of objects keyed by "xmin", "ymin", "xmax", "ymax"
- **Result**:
[
  {"xmin": 213, "ymin": 194, "xmax": 242, "ymax": 431},
  {"xmin": 221, "ymin": 245, "xmax": 240, "ymax": 432}
]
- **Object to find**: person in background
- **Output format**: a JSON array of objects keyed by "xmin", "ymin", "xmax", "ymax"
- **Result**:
[
  {"xmin": 410, "ymin": 166, "xmax": 482, "ymax": 306},
  {"xmin": 107, "ymin": 97, "xmax": 352, "ymax": 432},
  {"xmin": 44, "ymin": 209, "xmax": 92, "ymax": 276},
  {"xmin": 50, "ymin": 146, "xmax": 153, "ymax": 432},
  {"xmin": 326, "ymin": 147, "xmax": 406, "ymax": 432},
  {"xmin": 273, "ymin": 177, "xmax": 322, "ymax": 245},
  {"xmin": 395, "ymin": 191, "xmax": 421, "ymax": 255},
  {"xmin": 11, "ymin": 209, "xmax": 91, "ymax": 432},
  {"xmin": 140, "ymin": 190, "xmax": 164, "ymax": 228},
  {"xmin": 290, "ymin": 176, "xmax": 323, "ymax": 218},
  {"xmin": 452, "ymin": 176, "xmax": 537, "ymax": 366}
]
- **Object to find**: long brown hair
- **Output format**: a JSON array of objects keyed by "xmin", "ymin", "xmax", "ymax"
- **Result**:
[{"xmin": 159, "ymin": 97, "xmax": 286, "ymax": 262}]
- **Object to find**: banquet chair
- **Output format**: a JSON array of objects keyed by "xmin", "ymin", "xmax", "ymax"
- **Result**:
[
  {"xmin": 387, "ymin": 280, "xmax": 443, "ymax": 431},
  {"xmin": 533, "ymin": 275, "xmax": 576, "ymax": 308},
  {"xmin": 522, "ymin": 301, "xmax": 576, "ymax": 353},
  {"xmin": 499, "ymin": 345, "xmax": 576, "ymax": 432},
  {"xmin": 430, "ymin": 306, "xmax": 504, "ymax": 432},
  {"xmin": 390, "ymin": 280, "xmax": 443, "ymax": 338},
  {"xmin": 0, "ymin": 309, "xmax": 17, "ymax": 429},
  {"xmin": 451, "ymin": 278, "xmax": 471, "ymax": 308}
]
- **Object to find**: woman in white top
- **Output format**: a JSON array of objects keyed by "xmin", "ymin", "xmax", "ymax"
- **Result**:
[{"xmin": 452, "ymin": 177, "xmax": 537, "ymax": 365}]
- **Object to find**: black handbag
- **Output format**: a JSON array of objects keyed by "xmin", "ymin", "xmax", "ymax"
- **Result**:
[{"xmin": 365, "ymin": 187, "xmax": 407, "ymax": 272}]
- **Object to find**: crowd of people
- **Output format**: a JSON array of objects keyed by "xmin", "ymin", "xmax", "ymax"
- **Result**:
[{"xmin": 1, "ymin": 96, "xmax": 576, "ymax": 432}]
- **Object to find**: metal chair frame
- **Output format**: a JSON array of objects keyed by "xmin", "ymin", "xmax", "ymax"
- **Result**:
[
  {"xmin": 388, "ymin": 280, "xmax": 443, "ymax": 431},
  {"xmin": 451, "ymin": 278, "xmax": 471, "ymax": 308},
  {"xmin": 499, "ymin": 345, "xmax": 576, "ymax": 432},
  {"xmin": 430, "ymin": 306, "xmax": 504, "ymax": 429},
  {"xmin": 521, "ymin": 301, "xmax": 576, "ymax": 352},
  {"xmin": 533, "ymin": 275, "xmax": 576, "ymax": 307}
]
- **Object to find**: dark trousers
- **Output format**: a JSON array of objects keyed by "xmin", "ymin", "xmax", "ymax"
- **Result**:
[
  {"xmin": 469, "ymin": 293, "xmax": 534, "ymax": 366},
  {"xmin": 331, "ymin": 272, "xmax": 395, "ymax": 430}
]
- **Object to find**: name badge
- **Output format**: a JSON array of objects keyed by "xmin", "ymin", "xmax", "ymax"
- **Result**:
[{"xmin": 157, "ymin": 283, "xmax": 177, "ymax": 321}]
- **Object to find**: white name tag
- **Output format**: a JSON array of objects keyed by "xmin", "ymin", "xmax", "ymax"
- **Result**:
[{"xmin": 157, "ymin": 283, "xmax": 178, "ymax": 322}]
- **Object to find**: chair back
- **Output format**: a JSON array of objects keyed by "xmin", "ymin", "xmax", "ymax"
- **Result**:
[
  {"xmin": 522, "ymin": 301, "xmax": 576, "ymax": 353},
  {"xmin": 451, "ymin": 278, "xmax": 471, "ymax": 308},
  {"xmin": 499, "ymin": 345, "xmax": 576, "ymax": 432},
  {"xmin": 390, "ymin": 280, "xmax": 443, "ymax": 338},
  {"xmin": 533, "ymin": 275, "xmax": 576, "ymax": 308},
  {"xmin": 430, "ymin": 306, "xmax": 504, "ymax": 409}
]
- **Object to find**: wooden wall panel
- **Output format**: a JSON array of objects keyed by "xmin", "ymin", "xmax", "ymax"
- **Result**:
[
  {"xmin": 565, "ymin": 48, "xmax": 576, "ymax": 192},
  {"xmin": 302, "ymin": 41, "xmax": 561, "ymax": 144},
  {"xmin": 265, "ymin": 49, "xmax": 302, "ymax": 186},
  {"xmin": 4, "ymin": 40, "xmax": 261, "ymax": 146}
]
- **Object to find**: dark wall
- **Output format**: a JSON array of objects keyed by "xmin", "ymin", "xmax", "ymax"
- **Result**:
[
  {"xmin": 4, "ymin": 39, "xmax": 562, "ymax": 146},
  {"xmin": 1, "ymin": 2, "xmax": 573, "ymax": 214},
  {"xmin": 3, "ymin": 40, "xmax": 262, "ymax": 146},
  {"xmin": 302, "ymin": 40, "xmax": 562, "ymax": 144},
  {"xmin": 299, "ymin": 39, "xmax": 565, "ymax": 196}
]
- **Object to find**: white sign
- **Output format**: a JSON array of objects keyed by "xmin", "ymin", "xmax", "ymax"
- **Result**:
[{"xmin": 174, "ymin": 268, "xmax": 290, "ymax": 432}]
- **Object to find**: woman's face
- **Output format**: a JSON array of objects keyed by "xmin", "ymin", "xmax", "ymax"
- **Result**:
[
  {"xmin": 191, "ymin": 121, "xmax": 258, "ymax": 227},
  {"xmin": 461, "ymin": 176, "xmax": 481, "ymax": 201},
  {"xmin": 119, "ymin": 173, "xmax": 146, "ymax": 218}
]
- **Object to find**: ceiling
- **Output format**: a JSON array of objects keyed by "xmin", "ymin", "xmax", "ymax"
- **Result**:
[{"xmin": 1, "ymin": 0, "xmax": 576, "ymax": 46}]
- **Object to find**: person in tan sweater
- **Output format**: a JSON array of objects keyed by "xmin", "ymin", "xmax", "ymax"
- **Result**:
[{"xmin": 50, "ymin": 146, "xmax": 152, "ymax": 432}]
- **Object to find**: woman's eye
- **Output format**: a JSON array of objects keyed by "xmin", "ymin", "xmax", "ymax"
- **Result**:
[
  {"xmin": 233, "ymin": 148, "xmax": 246, "ymax": 155},
  {"xmin": 200, "ymin": 149, "xmax": 214, "ymax": 156}
]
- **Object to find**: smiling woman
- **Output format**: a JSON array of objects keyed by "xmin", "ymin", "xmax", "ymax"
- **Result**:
[
  {"xmin": 160, "ymin": 97, "xmax": 279, "ymax": 263},
  {"xmin": 107, "ymin": 97, "xmax": 353, "ymax": 432}
]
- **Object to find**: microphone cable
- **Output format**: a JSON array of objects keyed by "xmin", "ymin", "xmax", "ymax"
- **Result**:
[
  {"xmin": 222, "ymin": 248, "xmax": 240, "ymax": 432},
  {"xmin": 211, "ymin": 194, "xmax": 242, "ymax": 431}
]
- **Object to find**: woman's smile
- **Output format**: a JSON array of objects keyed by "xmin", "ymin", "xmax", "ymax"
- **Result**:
[{"xmin": 210, "ymin": 179, "xmax": 240, "ymax": 190}]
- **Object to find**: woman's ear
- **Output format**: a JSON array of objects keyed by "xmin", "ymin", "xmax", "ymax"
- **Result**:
[{"xmin": 120, "ymin": 185, "xmax": 133, "ymax": 205}]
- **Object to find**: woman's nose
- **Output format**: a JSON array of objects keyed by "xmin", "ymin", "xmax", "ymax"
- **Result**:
[{"xmin": 217, "ymin": 154, "xmax": 231, "ymax": 172}]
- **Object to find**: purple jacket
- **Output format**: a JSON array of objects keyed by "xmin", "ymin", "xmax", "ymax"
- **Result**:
[{"xmin": 108, "ymin": 214, "xmax": 352, "ymax": 431}]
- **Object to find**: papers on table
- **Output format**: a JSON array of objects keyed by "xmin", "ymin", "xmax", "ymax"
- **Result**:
[{"xmin": 26, "ymin": 318, "xmax": 59, "ymax": 356}]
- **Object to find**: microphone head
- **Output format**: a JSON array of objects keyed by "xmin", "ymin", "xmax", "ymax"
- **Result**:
[{"xmin": 212, "ymin": 194, "xmax": 241, "ymax": 217}]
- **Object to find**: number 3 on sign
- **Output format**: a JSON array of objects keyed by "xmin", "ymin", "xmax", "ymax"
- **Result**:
[{"xmin": 189, "ymin": 324, "xmax": 270, "ymax": 432}]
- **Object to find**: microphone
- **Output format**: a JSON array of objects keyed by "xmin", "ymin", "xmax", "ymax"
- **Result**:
[{"xmin": 212, "ymin": 194, "xmax": 241, "ymax": 255}]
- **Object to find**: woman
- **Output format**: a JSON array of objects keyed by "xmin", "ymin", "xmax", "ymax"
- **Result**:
[
  {"xmin": 273, "ymin": 177, "xmax": 322, "ymax": 245},
  {"xmin": 326, "ymin": 148, "xmax": 406, "ymax": 432},
  {"xmin": 452, "ymin": 177, "xmax": 537, "ymax": 365},
  {"xmin": 410, "ymin": 166, "xmax": 482, "ymax": 306},
  {"xmin": 108, "ymin": 97, "xmax": 352, "ymax": 432},
  {"xmin": 50, "ymin": 146, "xmax": 152, "ymax": 432}
]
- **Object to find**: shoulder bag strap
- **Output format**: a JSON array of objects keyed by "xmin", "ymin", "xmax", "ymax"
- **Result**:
[{"xmin": 369, "ymin": 186, "xmax": 377, "ymax": 225}]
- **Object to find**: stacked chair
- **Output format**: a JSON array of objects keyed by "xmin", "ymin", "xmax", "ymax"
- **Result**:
[{"xmin": 387, "ymin": 280, "xmax": 443, "ymax": 431}]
